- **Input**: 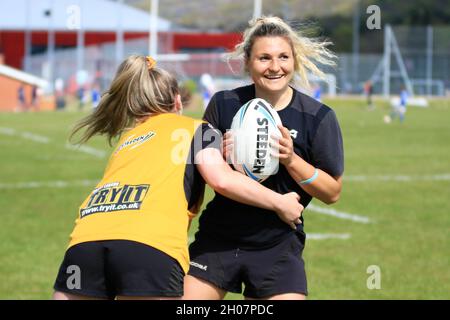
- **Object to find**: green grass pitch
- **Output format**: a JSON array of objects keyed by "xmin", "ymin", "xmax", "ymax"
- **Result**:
[{"xmin": 0, "ymin": 97, "xmax": 449, "ymax": 299}]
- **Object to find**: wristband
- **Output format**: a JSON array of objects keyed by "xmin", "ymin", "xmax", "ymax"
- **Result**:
[{"xmin": 299, "ymin": 168, "xmax": 318, "ymax": 185}]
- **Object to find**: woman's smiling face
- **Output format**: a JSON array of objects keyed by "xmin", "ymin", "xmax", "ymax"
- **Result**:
[{"xmin": 246, "ymin": 36, "xmax": 295, "ymax": 96}]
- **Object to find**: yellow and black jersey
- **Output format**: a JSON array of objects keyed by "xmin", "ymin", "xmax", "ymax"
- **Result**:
[{"xmin": 68, "ymin": 113, "xmax": 221, "ymax": 273}]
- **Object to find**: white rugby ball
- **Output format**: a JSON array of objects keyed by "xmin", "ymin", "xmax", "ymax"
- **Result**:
[{"xmin": 230, "ymin": 98, "xmax": 282, "ymax": 182}]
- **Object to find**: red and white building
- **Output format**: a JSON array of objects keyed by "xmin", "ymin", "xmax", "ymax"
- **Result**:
[{"xmin": 0, "ymin": 0, "xmax": 240, "ymax": 70}]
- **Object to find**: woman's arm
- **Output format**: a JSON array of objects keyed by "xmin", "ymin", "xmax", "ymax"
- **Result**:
[
  {"xmin": 273, "ymin": 125, "xmax": 342, "ymax": 204},
  {"xmin": 195, "ymin": 147, "xmax": 303, "ymax": 229},
  {"xmin": 284, "ymin": 153, "xmax": 342, "ymax": 204}
]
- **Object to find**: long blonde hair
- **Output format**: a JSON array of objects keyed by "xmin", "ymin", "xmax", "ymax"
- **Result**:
[
  {"xmin": 227, "ymin": 16, "xmax": 336, "ymax": 89},
  {"xmin": 70, "ymin": 55, "xmax": 179, "ymax": 145}
]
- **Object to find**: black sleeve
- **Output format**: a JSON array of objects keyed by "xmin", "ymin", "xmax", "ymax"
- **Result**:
[
  {"xmin": 184, "ymin": 123, "xmax": 222, "ymax": 214},
  {"xmin": 192, "ymin": 122, "xmax": 222, "ymax": 158},
  {"xmin": 202, "ymin": 93, "xmax": 219, "ymax": 128},
  {"xmin": 311, "ymin": 110, "xmax": 344, "ymax": 177}
]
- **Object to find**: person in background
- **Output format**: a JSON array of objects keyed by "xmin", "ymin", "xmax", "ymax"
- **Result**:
[
  {"xmin": 364, "ymin": 80, "xmax": 374, "ymax": 110},
  {"xmin": 91, "ymin": 84, "xmax": 101, "ymax": 109},
  {"xmin": 390, "ymin": 86, "xmax": 409, "ymax": 123},
  {"xmin": 55, "ymin": 78, "xmax": 66, "ymax": 111},
  {"xmin": 31, "ymin": 85, "xmax": 39, "ymax": 111},
  {"xmin": 200, "ymin": 73, "xmax": 216, "ymax": 110},
  {"xmin": 77, "ymin": 86, "xmax": 86, "ymax": 110},
  {"xmin": 17, "ymin": 85, "xmax": 27, "ymax": 112},
  {"xmin": 313, "ymin": 83, "xmax": 322, "ymax": 102}
]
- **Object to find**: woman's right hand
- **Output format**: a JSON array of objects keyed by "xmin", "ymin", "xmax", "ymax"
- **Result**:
[
  {"xmin": 223, "ymin": 130, "xmax": 234, "ymax": 162},
  {"xmin": 274, "ymin": 192, "xmax": 303, "ymax": 230}
]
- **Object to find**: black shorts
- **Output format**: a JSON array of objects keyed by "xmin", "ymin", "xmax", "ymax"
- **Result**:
[
  {"xmin": 53, "ymin": 240, "xmax": 184, "ymax": 299},
  {"xmin": 188, "ymin": 232, "xmax": 307, "ymax": 298}
]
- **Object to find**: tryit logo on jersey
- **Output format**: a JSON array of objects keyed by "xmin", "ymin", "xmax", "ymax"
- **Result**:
[
  {"xmin": 115, "ymin": 131, "xmax": 156, "ymax": 154},
  {"xmin": 80, "ymin": 183, "xmax": 150, "ymax": 218}
]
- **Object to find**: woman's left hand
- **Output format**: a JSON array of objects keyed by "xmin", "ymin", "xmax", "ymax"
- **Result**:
[{"xmin": 271, "ymin": 125, "xmax": 295, "ymax": 166}]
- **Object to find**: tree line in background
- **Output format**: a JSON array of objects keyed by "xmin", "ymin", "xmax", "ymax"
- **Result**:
[
  {"xmin": 126, "ymin": 0, "xmax": 450, "ymax": 53},
  {"xmin": 320, "ymin": 0, "xmax": 450, "ymax": 53}
]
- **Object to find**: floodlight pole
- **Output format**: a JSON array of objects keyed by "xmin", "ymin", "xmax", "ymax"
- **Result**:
[
  {"xmin": 253, "ymin": 0, "xmax": 262, "ymax": 19},
  {"xmin": 116, "ymin": 0, "xmax": 124, "ymax": 68},
  {"xmin": 383, "ymin": 25, "xmax": 391, "ymax": 98},
  {"xmin": 149, "ymin": 0, "xmax": 159, "ymax": 57},
  {"xmin": 426, "ymin": 25, "xmax": 433, "ymax": 96},
  {"xmin": 24, "ymin": 0, "xmax": 32, "ymax": 72},
  {"xmin": 47, "ymin": 0, "xmax": 55, "ymax": 92},
  {"xmin": 352, "ymin": 0, "xmax": 360, "ymax": 91},
  {"xmin": 76, "ymin": 0, "xmax": 85, "ymax": 72}
]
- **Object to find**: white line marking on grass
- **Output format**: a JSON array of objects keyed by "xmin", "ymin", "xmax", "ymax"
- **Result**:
[
  {"xmin": 65, "ymin": 143, "xmax": 107, "ymax": 158},
  {"xmin": 308, "ymin": 204, "xmax": 371, "ymax": 224},
  {"xmin": 346, "ymin": 174, "xmax": 450, "ymax": 182},
  {"xmin": 307, "ymin": 233, "xmax": 351, "ymax": 240},
  {"xmin": 21, "ymin": 132, "xmax": 50, "ymax": 144},
  {"xmin": 1, "ymin": 127, "xmax": 107, "ymax": 158},
  {"xmin": 0, "ymin": 180, "xmax": 98, "ymax": 190},
  {"xmin": 0, "ymin": 127, "xmax": 16, "ymax": 135},
  {"xmin": 1, "ymin": 127, "xmax": 49, "ymax": 143}
]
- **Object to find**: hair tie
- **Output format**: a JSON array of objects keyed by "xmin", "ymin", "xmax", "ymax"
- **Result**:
[{"xmin": 146, "ymin": 56, "xmax": 156, "ymax": 70}]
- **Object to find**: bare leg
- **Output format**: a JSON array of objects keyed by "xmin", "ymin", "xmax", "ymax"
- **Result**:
[
  {"xmin": 245, "ymin": 293, "xmax": 306, "ymax": 300},
  {"xmin": 116, "ymin": 296, "xmax": 181, "ymax": 300},
  {"xmin": 183, "ymin": 275, "xmax": 227, "ymax": 300},
  {"xmin": 52, "ymin": 291, "xmax": 106, "ymax": 300}
]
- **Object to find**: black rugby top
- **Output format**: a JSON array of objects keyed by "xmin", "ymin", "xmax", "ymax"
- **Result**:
[{"xmin": 196, "ymin": 84, "xmax": 344, "ymax": 249}]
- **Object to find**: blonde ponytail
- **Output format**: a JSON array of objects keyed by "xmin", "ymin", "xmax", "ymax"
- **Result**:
[{"xmin": 70, "ymin": 55, "xmax": 179, "ymax": 145}]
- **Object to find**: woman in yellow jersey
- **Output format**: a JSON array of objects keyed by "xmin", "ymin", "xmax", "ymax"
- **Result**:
[{"xmin": 52, "ymin": 55, "xmax": 303, "ymax": 300}]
